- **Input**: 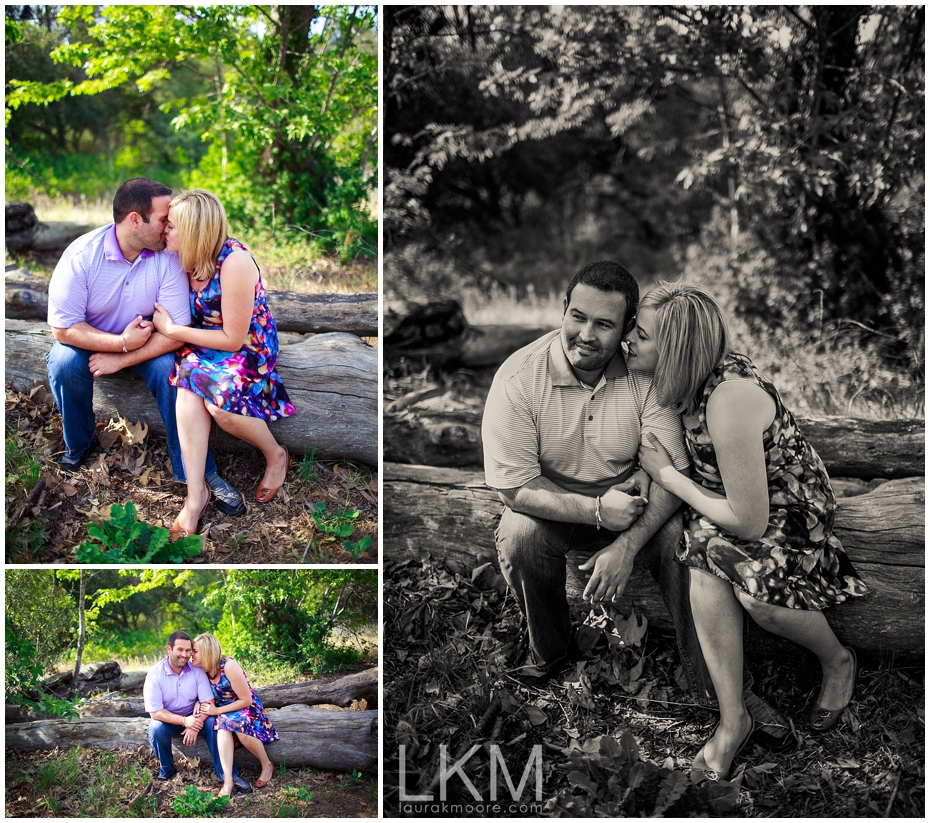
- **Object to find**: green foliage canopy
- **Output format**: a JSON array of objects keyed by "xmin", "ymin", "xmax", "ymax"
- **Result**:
[{"xmin": 5, "ymin": 4, "xmax": 378, "ymax": 255}]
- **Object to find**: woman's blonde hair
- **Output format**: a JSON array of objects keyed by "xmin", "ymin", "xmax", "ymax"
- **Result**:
[
  {"xmin": 193, "ymin": 632, "xmax": 225, "ymax": 678},
  {"xmin": 639, "ymin": 282, "xmax": 730, "ymax": 415},
  {"xmin": 169, "ymin": 190, "xmax": 228, "ymax": 281}
]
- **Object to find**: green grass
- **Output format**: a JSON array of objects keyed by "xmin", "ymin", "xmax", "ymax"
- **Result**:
[{"xmin": 5, "ymin": 428, "xmax": 44, "ymax": 494}]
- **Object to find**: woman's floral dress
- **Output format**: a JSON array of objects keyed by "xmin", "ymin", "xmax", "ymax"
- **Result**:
[
  {"xmin": 677, "ymin": 352, "xmax": 868, "ymax": 610},
  {"xmin": 209, "ymin": 658, "xmax": 279, "ymax": 743},
  {"xmin": 169, "ymin": 238, "xmax": 295, "ymax": 421}
]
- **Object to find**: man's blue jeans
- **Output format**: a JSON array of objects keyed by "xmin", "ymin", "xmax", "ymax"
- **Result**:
[
  {"xmin": 495, "ymin": 506, "xmax": 716, "ymax": 703},
  {"xmin": 46, "ymin": 342, "xmax": 216, "ymax": 482},
  {"xmin": 147, "ymin": 718, "xmax": 238, "ymax": 781}
]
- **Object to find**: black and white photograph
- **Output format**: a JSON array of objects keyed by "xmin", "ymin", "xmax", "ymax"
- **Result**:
[{"xmin": 383, "ymin": 5, "xmax": 924, "ymax": 818}]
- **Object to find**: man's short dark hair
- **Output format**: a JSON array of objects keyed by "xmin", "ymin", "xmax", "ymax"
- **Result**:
[
  {"xmin": 113, "ymin": 177, "xmax": 172, "ymax": 224},
  {"xmin": 167, "ymin": 631, "xmax": 191, "ymax": 648},
  {"xmin": 565, "ymin": 261, "xmax": 640, "ymax": 328}
]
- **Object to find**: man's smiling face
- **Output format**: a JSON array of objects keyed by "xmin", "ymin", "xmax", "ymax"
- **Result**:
[{"xmin": 561, "ymin": 283, "xmax": 628, "ymax": 380}]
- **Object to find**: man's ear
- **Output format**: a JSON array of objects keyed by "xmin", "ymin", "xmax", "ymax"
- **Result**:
[{"xmin": 562, "ymin": 297, "xmax": 568, "ymax": 315}]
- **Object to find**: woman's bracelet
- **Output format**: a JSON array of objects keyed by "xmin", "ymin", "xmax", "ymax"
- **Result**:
[{"xmin": 594, "ymin": 495, "xmax": 604, "ymax": 530}]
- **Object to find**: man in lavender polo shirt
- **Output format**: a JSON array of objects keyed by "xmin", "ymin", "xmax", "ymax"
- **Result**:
[
  {"xmin": 45, "ymin": 177, "xmax": 245, "ymax": 515},
  {"xmin": 143, "ymin": 631, "xmax": 251, "ymax": 792}
]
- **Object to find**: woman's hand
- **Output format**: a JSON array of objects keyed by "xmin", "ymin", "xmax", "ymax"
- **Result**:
[
  {"xmin": 198, "ymin": 702, "xmax": 218, "ymax": 716},
  {"xmin": 638, "ymin": 432, "xmax": 678, "ymax": 488},
  {"xmin": 152, "ymin": 302, "xmax": 176, "ymax": 338}
]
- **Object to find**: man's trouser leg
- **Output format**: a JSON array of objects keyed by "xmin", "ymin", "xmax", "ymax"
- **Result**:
[
  {"xmin": 129, "ymin": 354, "xmax": 217, "ymax": 482},
  {"xmin": 199, "ymin": 718, "xmax": 239, "ymax": 782},
  {"xmin": 495, "ymin": 507, "xmax": 576, "ymax": 667},
  {"xmin": 147, "ymin": 719, "xmax": 182, "ymax": 778},
  {"xmin": 47, "ymin": 343, "xmax": 97, "ymax": 461}
]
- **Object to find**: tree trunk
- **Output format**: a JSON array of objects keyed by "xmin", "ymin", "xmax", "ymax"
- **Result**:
[
  {"xmin": 384, "ymin": 405, "xmax": 925, "ymax": 479},
  {"xmin": 4, "ymin": 270, "xmax": 377, "ymax": 336},
  {"xmin": 71, "ymin": 570, "xmax": 86, "ymax": 685},
  {"xmin": 6, "ymin": 707, "xmax": 378, "ymax": 773},
  {"xmin": 5, "ymin": 320, "xmax": 377, "ymax": 465},
  {"xmin": 384, "ymin": 464, "xmax": 925, "ymax": 654}
]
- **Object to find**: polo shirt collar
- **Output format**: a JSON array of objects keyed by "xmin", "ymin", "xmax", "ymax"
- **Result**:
[
  {"xmin": 162, "ymin": 656, "xmax": 193, "ymax": 677},
  {"xmin": 104, "ymin": 224, "xmax": 155, "ymax": 263},
  {"xmin": 548, "ymin": 333, "xmax": 629, "ymax": 387}
]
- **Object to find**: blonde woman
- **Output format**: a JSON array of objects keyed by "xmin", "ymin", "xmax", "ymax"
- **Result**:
[
  {"xmin": 152, "ymin": 190, "xmax": 295, "ymax": 540},
  {"xmin": 191, "ymin": 633, "xmax": 279, "ymax": 796},
  {"xmin": 627, "ymin": 283, "xmax": 867, "ymax": 785}
]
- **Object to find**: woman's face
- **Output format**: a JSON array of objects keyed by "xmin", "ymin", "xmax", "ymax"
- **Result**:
[
  {"xmin": 190, "ymin": 642, "xmax": 202, "ymax": 668},
  {"xmin": 164, "ymin": 205, "xmax": 180, "ymax": 254},
  {"xmin": 624, "ymin": 306, "xmax": 660, "ymax": 373}
]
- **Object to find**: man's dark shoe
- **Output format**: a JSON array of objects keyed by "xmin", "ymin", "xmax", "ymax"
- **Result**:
[
  {"xmin": 743, "ymin": 688, "xmax": 798, "ymax": 752},
  {"xmin": 56, "ymin": 438, "xmax": 98, "ymax": 474},
  {"xmin": 156, "ymin": 770, "xmax": 177, "ymax": 782},
  {"xmin": 232, "ymin": 775, "xmax": 253, "ymax": 794},
  {"xmin": 511, "ymin": 648, "xmax": 578, "ymax": 688},
  {"xmin": 206, "ymin": 473, "xmax": 246, "ymax": 516}
]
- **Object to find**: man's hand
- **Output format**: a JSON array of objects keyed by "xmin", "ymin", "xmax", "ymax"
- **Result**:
[
  {"xmin": 182, "ymin": 728, "xmax": 198, "ymax": 746},
  {"xmin": 184, "ymin": 713, "xmax": 204, "ymax": 732},
  {"xmin": 598, "ymin": 485, "xmax": 646, "ymax": 531},
  {"xmin": 122, "ymin": 315, "xmax": 153, "ymax": 350},
  {"xmin": 615, "ymin": 469, "xmax": 651, "ymax": 503},
  {"xmin": 88, "ymin": 351, "xmax": 125, "ymax": 378},
  {"xmin": 579, "ymin": 542, "xmax": 636, "ymax": 603}
]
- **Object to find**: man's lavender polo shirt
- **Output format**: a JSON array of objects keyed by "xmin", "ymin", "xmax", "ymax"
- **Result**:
[
  {"xmin": 47, "ymin": 224, "xmax": 191, "ymax": 335},
  {"xmin": 143, "ymin": 657, "xmax": 214, "ymax": 716}
]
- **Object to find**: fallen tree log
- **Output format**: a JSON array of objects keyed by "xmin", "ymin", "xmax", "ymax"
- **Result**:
[
  {"xmin": 384, "ymin": 405, "xmax": 925, "ymax": 479},
  {"xmin": 5, "ymin": 269, "xmax": 377, "ymax": 336},
  {"xmin": 385, "ymin": 463, "xmax": 925, "ymax": 655},
  {"xmin": 69, "ymin": 667, "xmax": 379, "ymax": 719},
  {"xmin": 5, "ymin": 319, "xmax": 377, "ymax": 465},
  {"xmin": 5, "ymin": 203, "xmax": 95, "ymax": 253},
  {"xmin": 6, "ymin": 707, "xmax": 378, "ymax": 773}
]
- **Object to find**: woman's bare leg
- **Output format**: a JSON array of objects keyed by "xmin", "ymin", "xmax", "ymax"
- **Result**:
[
  {"xmin": 174, "ymin": 389, "xmax": 212, "ymax": 532},
  {"xmin": 206, "ymin": 406, "xmax": 288, "ymax": 490},
  {"xmin": 216, "ymin": 729, "xmax": 235, "ymax": 797},
  {"xmin": 689, "ymin": 569, "xmax": 753, "ymax": 773},
  {"xmin": 234, "ymin": 732, "xmax": 274, "ymax": 783},
  {"xmin": 736, "ymin": 591, "xmax": 855, "ymax": 709}
]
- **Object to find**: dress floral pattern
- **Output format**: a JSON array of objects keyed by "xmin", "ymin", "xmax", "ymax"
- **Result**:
[
  {"xmin": 677, "ymin": 352, "xmax": 868, "ymax": 610},
  {"xmin": 210, "ymin": 658, "xmax": 279, "ymax": 743},
  {"xmin": 169, "ymin": 238, "xmax": 295, "ymax": 421}
]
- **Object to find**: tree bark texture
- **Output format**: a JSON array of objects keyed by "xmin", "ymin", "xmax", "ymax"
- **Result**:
[
  {"xmin": 384, "ymin": 464, "xmax": 925, "ymax": 654},
  {"xmin": 384, "ymin": 405, "xmax": 925, "ymax": 479},
  {"xmin": 5, "ymin": 270, "xmax": 377, "ymax": 336},
  {"xmin": 5, "ymin": 319, "xmax": 377, "ymax": 465},
  {"xmin": 6, "ymin": 707, "xmax": 379, "ymax": 773}
]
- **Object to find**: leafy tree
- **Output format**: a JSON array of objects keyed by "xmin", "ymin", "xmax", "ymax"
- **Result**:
[{"xmin": 5, "ymin": 4, "xmax": 378, "ymax": 256}]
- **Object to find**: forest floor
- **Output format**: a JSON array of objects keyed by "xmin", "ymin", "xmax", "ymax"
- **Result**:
[
  {"xmin": 383, "ymin": 556, "xmax": 925, "ymax": 819},
  {"xmin": 5, "ymin": 384, "xmax": 377, "ymax": 564},
  {"xmin": 5, "ymin": 743, "xmax": 377, "ymax": 818}
]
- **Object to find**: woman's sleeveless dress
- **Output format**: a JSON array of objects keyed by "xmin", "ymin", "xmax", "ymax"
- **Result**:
[
  {"xmin": 210, "ymin": 658, "xmax": 279, "ymax": 743},
  {"xmin": 677, "ymin": 352, "xmax": 868, "ymax": 610},
  {"xmin": 169, "ymin": 238, "xmax": 295, "ymax": 421}
]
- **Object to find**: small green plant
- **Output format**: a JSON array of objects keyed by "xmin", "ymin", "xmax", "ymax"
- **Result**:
[
  {"xmin": 285, "ymin": 785, "xmax": 316, "ymax": 802},
  {"xmin": 276, "ymin": 802, "xmax": 301, "ymax": 817},
  {"xmin": 342, "ymin": 769, "xmax": 364, "ymax": 789},
  {"xmin": 171, "ymin": 785, "xmax": 230, "ymax": 818},
  {"xmin": 343, "ymin": 535, "xmax": 371, "ymax": 560},
  {"xmin": 297, "ymin": 447, "xmax": 322, "ymax": 482},
  {"xmin": 74, "ymin": 501, "xmax": 202, "ymax": 563},
  {"xmin": 5, "ymin": 430, "xmax": 43, "ymax": 493},
  {"xmin": 309, "ymin": 501, "xmax": 361, "ymax": 538}
]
